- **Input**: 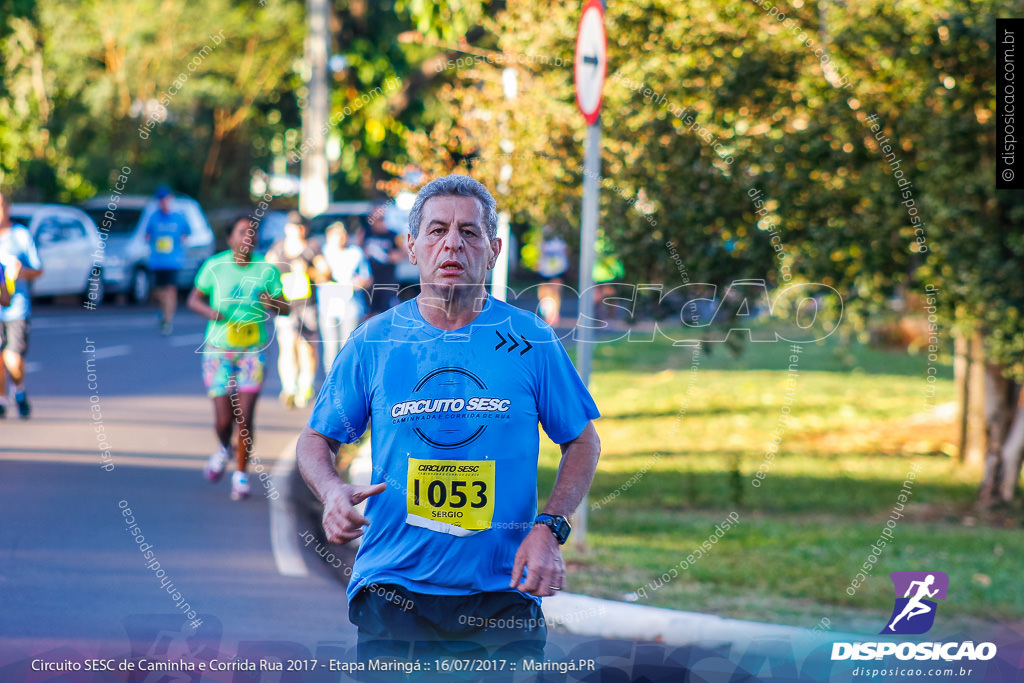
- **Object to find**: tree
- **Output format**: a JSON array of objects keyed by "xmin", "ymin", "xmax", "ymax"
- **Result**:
[
  {"xmin": 398, "ymin": 0, "xmax": 1024, "ymax": 503},
  {"xmin": 1, "ymin": 0, "xmax": 489, "ymax": 203},
  {"xmin": 304, "ymin": 0, "xmax": 489, "ymax": 198},
  {"xmin": 1, "ymin": 0, "xmax": 305, "ymax": 202},
  {"xmin": 808, "ymin": 0, "xmax": 1024, "ymax": 504},
  {"xmin": 0, "ymin": 4, "xmax": 81, "ymax": 197}
]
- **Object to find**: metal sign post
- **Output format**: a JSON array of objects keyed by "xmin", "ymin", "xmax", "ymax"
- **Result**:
[{"xmin": 572, "ymin": 0, "xmax": 607, "ymax": 550}]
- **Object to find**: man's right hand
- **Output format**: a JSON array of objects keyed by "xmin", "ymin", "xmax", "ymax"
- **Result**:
[{"xmin": 321, "ymin": 481, "xmax": 387, "ymax": 544}]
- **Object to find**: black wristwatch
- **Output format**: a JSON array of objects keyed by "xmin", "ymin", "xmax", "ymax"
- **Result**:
[{"xmin": 534, "ymin": 514, "xmax": 571, "ymax": 545}]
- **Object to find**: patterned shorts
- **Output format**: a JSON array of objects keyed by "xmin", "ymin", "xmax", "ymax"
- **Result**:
[{"xmin": 201, "ymin": 348, "xmax": 265, "ymax": 397}]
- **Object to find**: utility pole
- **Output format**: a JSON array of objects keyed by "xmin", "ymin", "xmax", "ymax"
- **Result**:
[
  {"xmin": 300, "ymin": 0, "xmax": 330, "ymax": 217},
  {"xmin": 491, "ymin": 68, "xmax": 518, "ymax": 302}
]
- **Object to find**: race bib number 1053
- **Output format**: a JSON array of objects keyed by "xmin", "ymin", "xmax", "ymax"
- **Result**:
[{"xmin": 406, "ymin": 458, "xmax": 495, "ymax": 537}]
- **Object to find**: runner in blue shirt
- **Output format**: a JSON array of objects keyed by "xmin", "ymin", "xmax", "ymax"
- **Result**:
[
  {"xmin": 0, "ymin": 189, "xmax": 43, "ymax": 418},
  {"xmin": 144, "ymin": 186, "xmax": 191, "ymax": 334},
  {"xmin": 297, "ymin": 175, "xmax": 601, "ymax": 664}
]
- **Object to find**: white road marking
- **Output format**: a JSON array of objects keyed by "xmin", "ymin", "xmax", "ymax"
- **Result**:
[
  {"xmin": 347, "ymin": 439, "xmax": 373, "ymax": 551},
  {"xmin": 93, "ymin": 345, "xmax": 133, "ymax": 359},
  {"xmin": 270, "ymin": 436, "xmax": 309, "ymax": 578},
  {"xmin": 32, "ymin": 316, "xmax": 157, "ymax": 331},
  {"xmin": 0, "ymin": 451, "xmax": 206, "ymax": 469},
  {"xmin": 170, "ymin": 333, "xmax": 206, "ymax": 347}
]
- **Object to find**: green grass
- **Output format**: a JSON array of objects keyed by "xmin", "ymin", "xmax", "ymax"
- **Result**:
[{"xmin": 538, "ymin": 331, "xmax": 1022, "ymax": 633}]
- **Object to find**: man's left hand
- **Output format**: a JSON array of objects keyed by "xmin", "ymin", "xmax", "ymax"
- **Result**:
[{"xmin": 510, "ymin": 525, "xmax": 565, "ymax": 597}]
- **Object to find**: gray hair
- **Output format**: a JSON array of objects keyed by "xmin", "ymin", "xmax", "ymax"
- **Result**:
[{"xmin": 408, "ymin": 174, "xmax": 498, "ymax": 240}]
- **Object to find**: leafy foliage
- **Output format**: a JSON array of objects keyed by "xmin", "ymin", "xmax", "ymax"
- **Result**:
[
  {"xmin": 2, "ymin": 0, "xmax": 304, "ymax": 201},
  {"xmin": 401, "ymin": 0, "xmax": 1024, "ymax": 385}
]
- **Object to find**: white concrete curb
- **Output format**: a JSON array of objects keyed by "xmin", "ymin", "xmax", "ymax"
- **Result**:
[{"xmin": 542, "ymin": 592, "xmax": 832, "ymax": 646}]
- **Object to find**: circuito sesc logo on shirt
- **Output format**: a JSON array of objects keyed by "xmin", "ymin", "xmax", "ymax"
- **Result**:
[{"xmin": 390, "ymin": 367, "xmax": 512, "ymax": 449}]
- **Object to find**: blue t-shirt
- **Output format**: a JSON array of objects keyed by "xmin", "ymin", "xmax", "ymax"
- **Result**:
[
  {"xmin": 308, "ymin": 296, "xmax": 600, "ymax": 603},
  {"xmin": 144, "ymin": 210, "xmax": 191, "ymax": 270},
  {"xmin": 0, "ymin": 224, "xmax": 42, "ymax": 321}
]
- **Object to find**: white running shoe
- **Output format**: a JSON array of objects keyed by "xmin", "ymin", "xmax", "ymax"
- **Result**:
[
  {"xmin": 204, "ymin": 446, "xmax": 230, "ymax": 482},
  {"xmin": 231, "ymin": 471, "xmax": 251, "ymax": 500}
]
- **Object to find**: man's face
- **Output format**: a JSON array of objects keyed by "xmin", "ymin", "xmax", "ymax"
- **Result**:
[
  {"xmin": 0, "ymin": 195, "xmax": 9, "ymax": 226},
  {"xmin": 158, "ymin": 196, "xmax": 172, "ymax": 213},
  {"xmin": 228, "ymin": 220, "xmax": 256, "ymax": 258},
  {"xmin": 407, "ymin": 195, "xmax": 500, "ymax": 291},
  {"xmin": 285, "ymin": 221, "xmax": 307, "ymax": 241},
  {"xmin": 327, "ymin": 227, "xmax": 347, "ymax": 248}
]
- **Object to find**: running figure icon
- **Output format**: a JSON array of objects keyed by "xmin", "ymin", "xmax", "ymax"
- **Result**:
[{"xmin": 887, "ymin": 574, "xmax": 939, "ymax": 631}]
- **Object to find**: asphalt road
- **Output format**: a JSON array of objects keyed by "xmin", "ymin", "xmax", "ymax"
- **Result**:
[{"xmin": 1, "ymin": 304, "xmax": 353, "ymax": 660}]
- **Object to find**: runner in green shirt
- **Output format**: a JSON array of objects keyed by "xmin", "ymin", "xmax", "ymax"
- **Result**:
[{"xmin": 188, "ymin": 217, "xmax": 289, "ymax": 500}]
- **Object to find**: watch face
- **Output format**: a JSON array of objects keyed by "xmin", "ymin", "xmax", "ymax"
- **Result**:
[{"xmin": 539, "ymin": 515, "xmax": 570, "ymax": 543}]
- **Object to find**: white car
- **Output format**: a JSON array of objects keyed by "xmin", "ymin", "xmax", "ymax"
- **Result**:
[
  {"xmin": 81, "ymin": 195, "xmax": 215, "ymax": 303},
  {"xmin": 8, "ymin": 204, "xmax": 104, "ymax": 303}
]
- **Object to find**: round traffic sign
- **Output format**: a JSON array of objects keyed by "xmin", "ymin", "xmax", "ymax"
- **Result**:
[{"xmin": 574, "ymin": 0, "xmax": 607, "ymax": 125}]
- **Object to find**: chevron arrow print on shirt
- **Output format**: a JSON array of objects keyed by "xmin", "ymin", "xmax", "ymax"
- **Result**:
[{"xmin": 494, "ymin": 331, "xmax": 533, "ymax": 355}]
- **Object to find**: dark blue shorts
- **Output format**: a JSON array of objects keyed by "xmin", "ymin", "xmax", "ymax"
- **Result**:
[
  {"xmin": 152, "ymin": 269, "xmax": 179, "ymax": 288},
  {"xmin": 349, "ymin": 583, "xmax": 546, "ymax": 669}
]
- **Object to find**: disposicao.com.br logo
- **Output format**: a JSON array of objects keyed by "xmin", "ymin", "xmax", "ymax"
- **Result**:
[
  {"xmin": 831, "ymin": 571, "xmax": 997, "ymax": 663},
  {"xmin": 883, "ymin": 570, "xmax": 949, "ymax": 635}
]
